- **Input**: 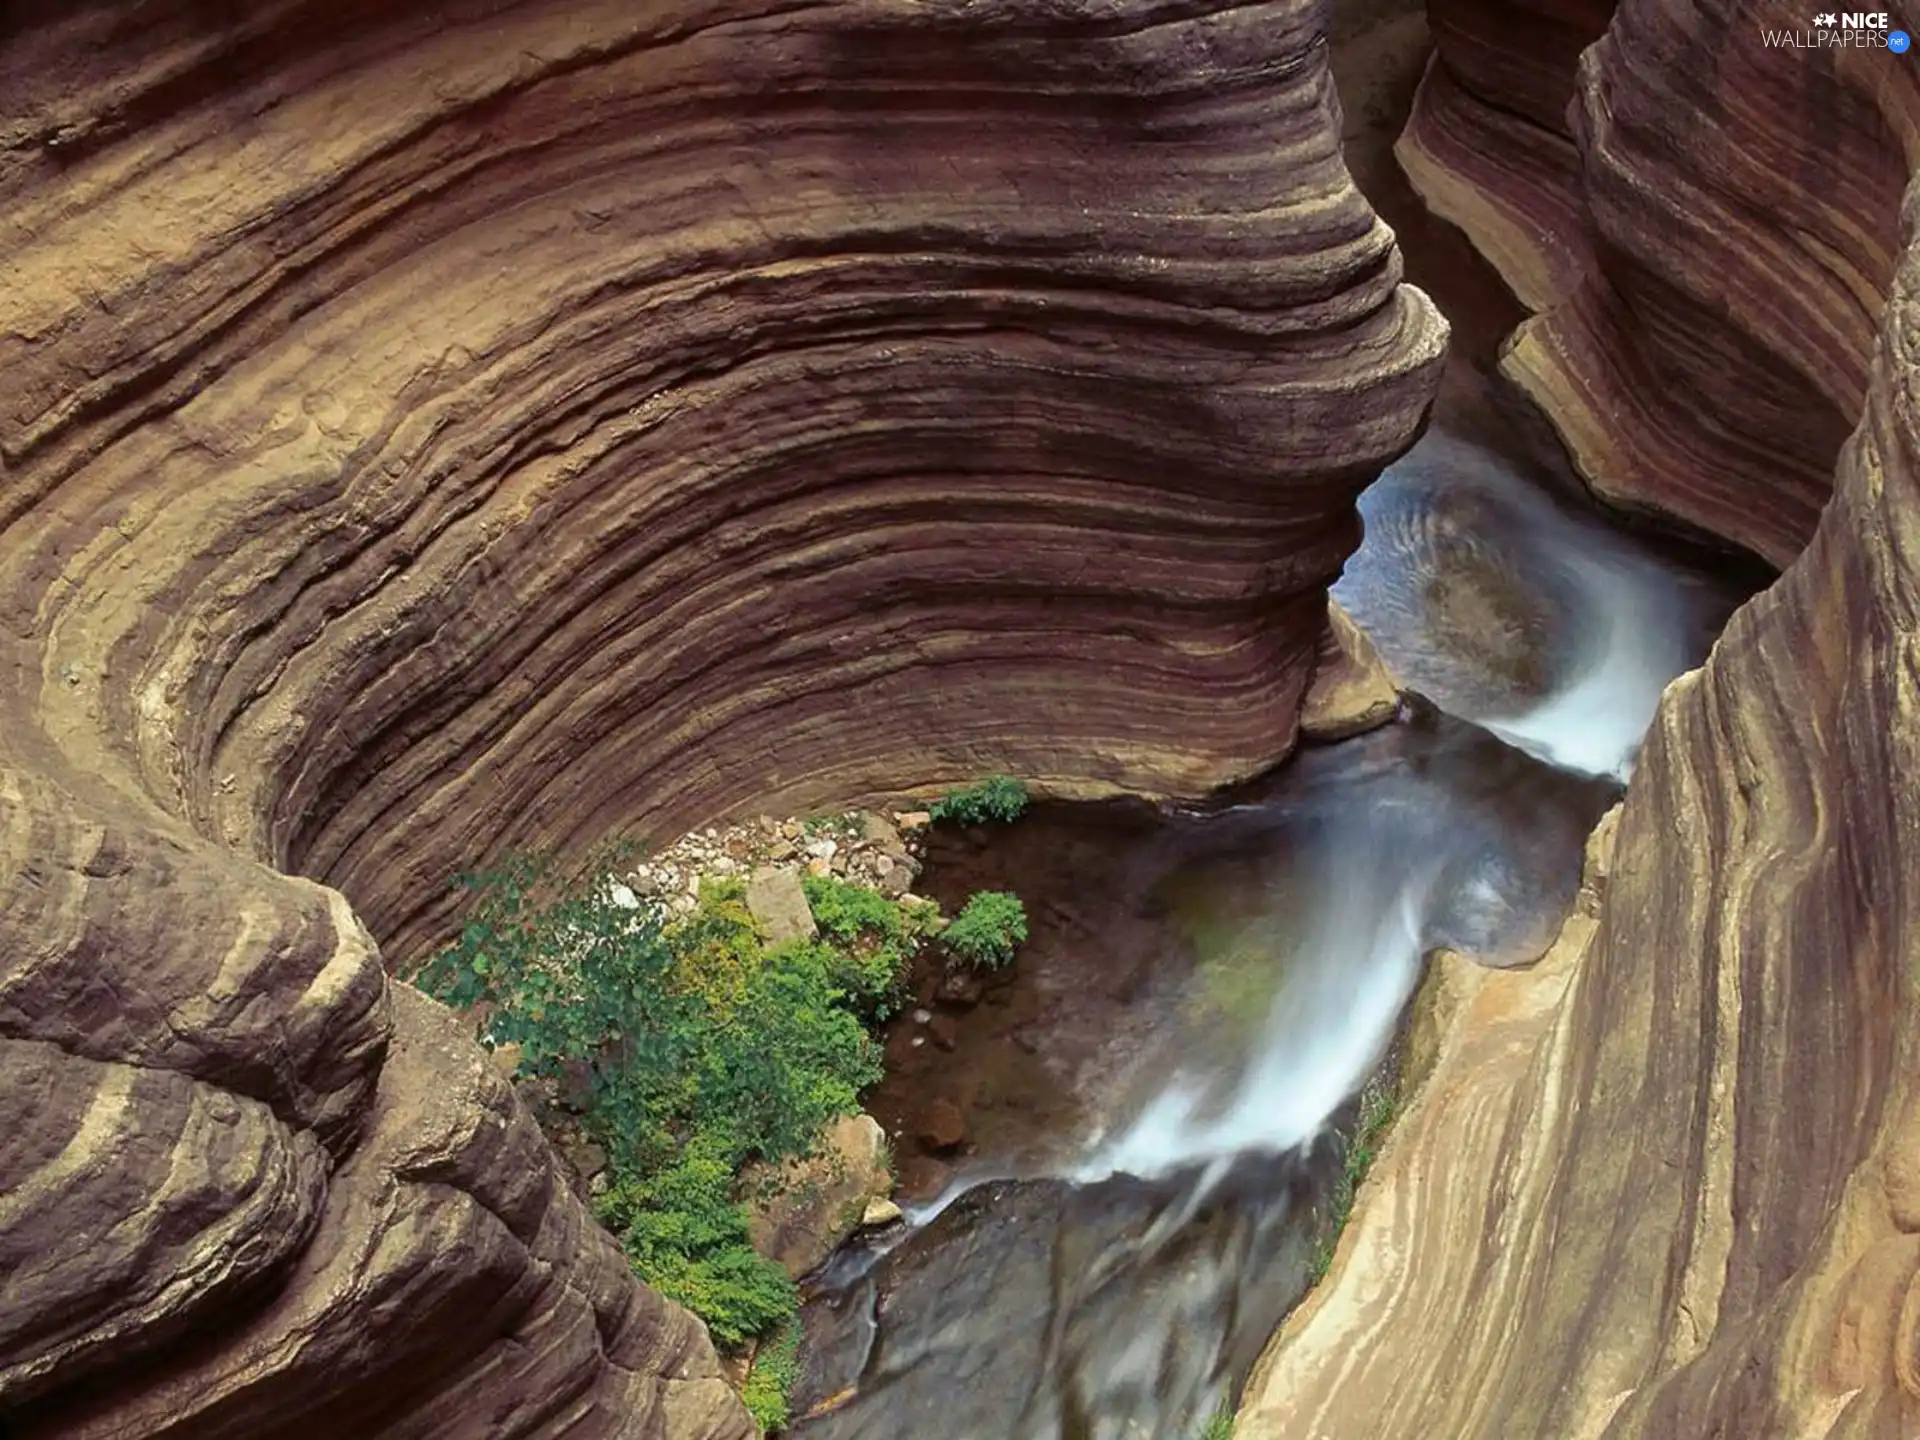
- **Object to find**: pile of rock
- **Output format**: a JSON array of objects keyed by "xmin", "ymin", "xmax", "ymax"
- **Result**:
[{"xmin": 618, "ymin": 809, "xmax": 933, "ymax": 919}]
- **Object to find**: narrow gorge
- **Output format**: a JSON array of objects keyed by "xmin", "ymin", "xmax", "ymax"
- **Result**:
[{"xmin": 0, "ymin": 2, "xmax": 1915, "ymax": 1439}]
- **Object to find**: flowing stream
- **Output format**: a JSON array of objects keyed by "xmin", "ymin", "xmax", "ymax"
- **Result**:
[{"xmin": 789, "ymin": 420, "xmax": 1744, "ymax": 1439}]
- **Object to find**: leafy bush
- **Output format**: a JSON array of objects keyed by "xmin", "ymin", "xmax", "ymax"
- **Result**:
[
  {"xmin": 1199, "ymin": 1407, "xmax": 1235, "ymax": 1440},
  {"xmin": 408, "ymin": 856, "xmax": 882, "ymax": 1349},
  {"xmin": 928, "ymin": 775, "xmax": 1029, "ymax": 826},
  {"xmin": 742, "ymin": 1322, "xmax": 803, "ymax": 1431},
  {"xmin": 942, "ymin": 890, "xmax": 1028, "ymax": 969},
  {"xmin": 801, "ymin": 874, "xmax": 940, "ymax": 1019}
]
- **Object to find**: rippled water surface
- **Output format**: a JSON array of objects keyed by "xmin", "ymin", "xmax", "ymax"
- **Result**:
[{"xmin": 789, "ymin": 422, "xmax": 1745, "ymax": 1439}]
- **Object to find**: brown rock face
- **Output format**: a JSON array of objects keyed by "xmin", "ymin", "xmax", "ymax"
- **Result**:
[
  {"xmin": 1400, "ymin": 0, "xmax": 1914, "ymax": 565},
  {"xmin": 0, "ymin": 1, "xmax": 1440, "ymax": 1436},
  {"xmin": 1241, "ymin": 5, "xmax": 1920, "ymax": 1438},
  {"xmin": 744, "ymin": 1113, "xmax": 894, "ymax": 1281}
]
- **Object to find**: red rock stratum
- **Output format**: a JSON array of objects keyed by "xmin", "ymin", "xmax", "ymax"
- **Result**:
[
  {"xmin": 0, "ymin": 2, "xmax": 1441, "ymax": 1435},
  {"xmin": 1401, "ymin": 0, "xmax": 1911, "ymax": 565},
  {"xmin": 1240, "ymin": 2, "xmax": 1920, "ymax": 1435}
]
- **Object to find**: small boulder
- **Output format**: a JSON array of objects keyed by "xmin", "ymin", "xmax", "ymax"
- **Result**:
[
  {"xmin": 895, "ymin": 811, "xmax": 933, "ymax": 830},
  {"xmin": 746, "ymin": 865, "xmax": 818, "ymax": 945},
  {"xmin": 860, "ymin": 1197, "xmax": 904, "ymax": 1228},
  {"xmin": 916, "ymin": 1099, "xmax": 968, "ymax": 1154},
  {"xmin": 935, "ymin": 969, "xmax": 984, "ymax": 1009},
  {"xmin": 861, "ymin": 813, "xmax": 908, "ymax": 856},
  {"xmin": 878, "ymin": 867, "xmax": 913, "ymax": 898},
  {"xmin": 744, "ymin": 1113, "xmax": 895, "ymax": 1279}
]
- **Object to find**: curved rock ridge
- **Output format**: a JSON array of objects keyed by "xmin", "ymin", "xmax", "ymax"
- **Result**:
[
  {"xmin": 1240, "ymin": 7, "xmax": 1920, "ymax": 1437},
  {"xmin": 0, "ymin": 1, "xmax": 1441, "ymax": 1434},
  {"xmin": 1398, "ymin": 0, "xmax": 1916, "ymax": 565}
]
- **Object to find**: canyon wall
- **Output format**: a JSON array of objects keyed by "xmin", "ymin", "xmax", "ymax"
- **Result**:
[
  {"xmin": 1242, "ymin": 2, "xmax": 1920, "ymax": 1435},
  {"xmin": 0, "ymin": 2, "xmax": 1440, "ymax": 1435},
  {"xmin": 1400, "ymin": 0, "xmax": 1911, "ymax": 565}
]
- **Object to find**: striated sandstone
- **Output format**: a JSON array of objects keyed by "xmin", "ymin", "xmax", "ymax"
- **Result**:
[
  {"xmin": 0, "ymin": 0, "xmax": 1440, "ymax": 1435},
  {"xmin": 1241, "ymin": 4, "xmax": 1920, "ymax": 1436},
  {"xmin": 1300, "ymin": 597, "xmax": 1403, "ymax": 740},
  {"xmin": 1399, "ymin": 0, "xmax": 1918, "ymax": 565}
]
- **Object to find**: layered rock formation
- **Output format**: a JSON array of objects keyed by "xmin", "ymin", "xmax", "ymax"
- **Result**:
[
  {"xmin": 0, "ymin": 1, "xmax": 1441, "ymax": 1435},
  {"xmin": 1241, "ymin": 3, "xmax": 1920, "ymax": 1435},
  {"xmin": 1400, "ymin": 0, "xmax": 1912, "ymax": 565}
]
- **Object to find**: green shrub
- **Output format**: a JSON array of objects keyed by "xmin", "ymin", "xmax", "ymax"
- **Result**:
[
  {"xmin": 741, "ymin": 1322, "xmax": 803, "ymax": 1432},
  {"xmin": 942, "ymin": 890, "xmax": 1028, "ymax": 969},
  {"xmin": 801, "ymin": 875, "xmax": 940, "ymax": 1019},
  {"xmin": 596, "ymin": 1135, "xmax": 795, "ymax": 1349},
  {"xmin": 1199, "ymin": 1407, "xmax": 1235, "ymax": 1440},
  {"xmin": 928, "ymin": 775, "xmax": 1029, "ymax": 826},
  {"xmin": 408, "ymin": 855, "xmax": 881, "ymax": 1349},
  {"xmin": 1306, "ymin": 1080, "xmax": 1399, "ymax": 1284}
]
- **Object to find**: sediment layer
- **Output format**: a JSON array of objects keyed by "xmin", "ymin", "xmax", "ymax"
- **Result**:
[
  {"xmin": 0, "ymin": 2, "xmax": 1441, "ymax": 1434},
  {"xmin": 1399, "ymin": 0, "xmax": 1913, "ymax": 565}
]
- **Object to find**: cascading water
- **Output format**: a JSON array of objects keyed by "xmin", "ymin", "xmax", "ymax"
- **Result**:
[{"xmin": 790, "ymin": 425, "xmax": 1741, "ymax": 1440}]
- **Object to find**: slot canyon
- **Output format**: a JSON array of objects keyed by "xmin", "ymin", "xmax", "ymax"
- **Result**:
[{"xmin": 0, "ymin": 1, "xmax": 1915, "ymax": 1439}]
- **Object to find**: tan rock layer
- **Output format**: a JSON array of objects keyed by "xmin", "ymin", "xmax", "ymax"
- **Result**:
[
  {"xmin": 1242, "ymin": 3, "xmax": 1920, "ymax": 1436},
  {"xmin": 1398, "ymin": 0, "xmax": 1916, "ymax": 566},
  {"xmin": 0, "ymin": 1, "xmax": 1442, "ymax": 1435}
]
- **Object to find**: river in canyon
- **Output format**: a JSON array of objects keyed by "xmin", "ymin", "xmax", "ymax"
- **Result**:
[
  {"xmin": 786, "ymin": 385, "xmax": 1749, "ymax": 1438},
  {"xmin": 781, "ymin": 23, "xmax": 1758, "ymax": 1428}
]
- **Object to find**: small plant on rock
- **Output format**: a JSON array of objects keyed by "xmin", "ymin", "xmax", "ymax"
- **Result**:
[
  {"xmin": 942, "ymin": 890, "xmax": 1028, "ymax": 969},
  {"xmin": 1306, "ymin": 1079, "xmax": 1399, "ymax": 1285},
  {"xmin": 800, "ymin": 874, "xmax": 940, "ymax": 1020},
  {"xmin": 741, "ymin": 1322, "xmax": 803, "ymax": 1431},
  {"xmin": 928, "ymin": 775, "xmax": 1029, "ymax": 826}
]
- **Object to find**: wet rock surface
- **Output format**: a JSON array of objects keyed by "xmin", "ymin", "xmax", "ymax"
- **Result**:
[{"xmin": 793, "ymin": 1155, "xmax": 1334, "ymax": 1439}]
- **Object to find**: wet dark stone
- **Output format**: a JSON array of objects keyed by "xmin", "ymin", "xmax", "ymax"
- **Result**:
[
  {"xmin": 915, "ymin": 1099, "xmax": 968, "ymax": 1153},
  {"xmin": 792, "ymin": 1155, "xmax": 1335, "ymax": 1440}
]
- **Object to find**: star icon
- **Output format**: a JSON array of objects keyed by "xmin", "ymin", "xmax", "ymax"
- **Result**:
[{"xmin": 1815, "ymin": 11, "xmax": 1837, "ymax": 23}]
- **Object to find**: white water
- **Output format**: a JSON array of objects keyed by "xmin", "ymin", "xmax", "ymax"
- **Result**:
[
  {"xmin": 1339, "ymin": 434, "xmax": 1706, "ymax": 785},
  {"xmin": 1073, "ymin": 856, "xmax": 1439, "ymax": 1182},
  {"xmin": 1074, "ymin": 438, "xmax": 1708, "ymax": 1184},
  {"xmin": 874, "ymin": 436, "xmax": 1716, "ymax": 1221},
  {"xmin": 1475, "ymin": 526, "xmax": 1698, "ymax": 784}
]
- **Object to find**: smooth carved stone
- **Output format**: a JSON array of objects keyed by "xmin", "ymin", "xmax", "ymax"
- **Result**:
[
  {"xmin": 1241, "ymin": 6, "xmax": 1920, "ymax": 1436},
  {"xmin": 9, "ymin": 987, "xmax": 750, "ymax": 1440},
  {"xmin": 1300, "ymin": 598, "xmax": 1401, "ymax": 741},
  {"xmin": 0, "ymin": 0, "xmax": 1441, "ymax": 1434},
  {"xmin": 0, "ymin": 1040, "xmax": 327, "ymax": 1408},
  {"xmin": 1399, "ymin": 0, "xmax": 1912, "ymax": 567}
]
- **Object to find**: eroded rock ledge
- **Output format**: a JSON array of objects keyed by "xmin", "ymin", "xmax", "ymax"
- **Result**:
[
  {"xmin": 0, "ymin": 2, "xmax": 1440, "ymax": 1434},
  {"xmin": 1400, "ymin": 0, "xmax": 1913, "ymax": 565},
  {"xmin": 1242, "ymin": 4, "xmax": 1920, "ymax": 1436}
]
